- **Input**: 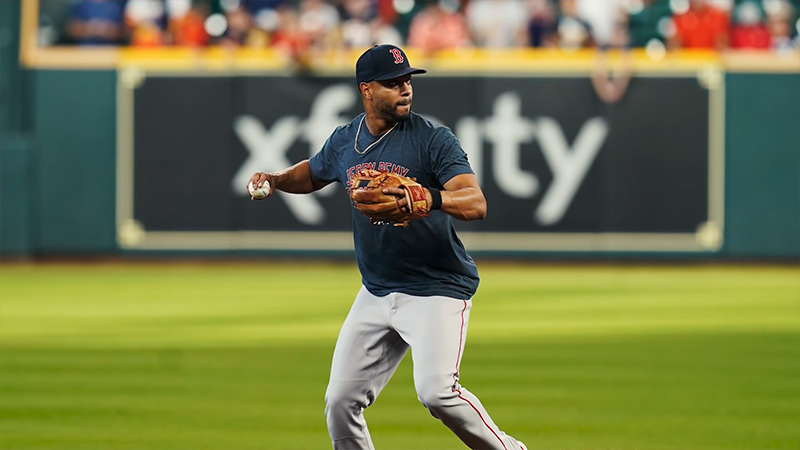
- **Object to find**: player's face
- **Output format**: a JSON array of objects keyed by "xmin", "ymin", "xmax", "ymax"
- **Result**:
[{"xmin": 372, "ymin": 75, "xmax": 413, "ymax": 122}]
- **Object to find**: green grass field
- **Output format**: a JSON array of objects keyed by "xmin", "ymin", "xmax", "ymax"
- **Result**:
[{"xmin": 0, "ymin": 262, "xmax": 798, "ymax": 450}]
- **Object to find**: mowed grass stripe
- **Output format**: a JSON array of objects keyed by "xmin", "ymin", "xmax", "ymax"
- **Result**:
[
  {"xmin": 1, "ymin": 337, "xmax": 798, "ymax": 450},
  {"xmin": 0, "ymin": 263, "xmax": 798, "ymax": 449},
  {"xmin": 0, "ymin": 263, "xmax": 797, "ymax": 347}
]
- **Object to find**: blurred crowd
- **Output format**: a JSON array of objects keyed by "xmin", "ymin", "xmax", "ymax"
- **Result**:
[{"xmin": 39, "ymin": 0, "xmax": 800, "ymax": 57}]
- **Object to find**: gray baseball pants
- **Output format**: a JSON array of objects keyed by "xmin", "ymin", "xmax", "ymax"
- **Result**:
[{"xmin": 324, "ymin": 286, "xmax": 524, "ymax": 450}]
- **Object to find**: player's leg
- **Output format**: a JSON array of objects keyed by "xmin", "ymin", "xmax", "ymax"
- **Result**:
[
  {"xmin": 324, "ymin": 287, "xmax": 409, "ymax": 450},
  {"xmin": 392, "ymin": 294, "xmax": 525, "ymax": 450}
]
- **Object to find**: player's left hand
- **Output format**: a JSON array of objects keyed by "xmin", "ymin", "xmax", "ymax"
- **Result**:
[{"xmin": 349, "ymin": 170, "xmax": 430, "ymax": 227}]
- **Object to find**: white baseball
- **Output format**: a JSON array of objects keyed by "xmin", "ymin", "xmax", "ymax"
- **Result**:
[{"xmin": 248, "ymin": 180, "xmax": 271, "ymax": 199}]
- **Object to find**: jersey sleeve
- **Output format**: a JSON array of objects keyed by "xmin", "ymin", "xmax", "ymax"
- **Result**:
[
  {"xmin": 429, "ymin": 127, "xmax": 474, "ymax": 187},
  {"xmin": 308, "ymin": 131, "xmax": 342, "ymax": 185}
]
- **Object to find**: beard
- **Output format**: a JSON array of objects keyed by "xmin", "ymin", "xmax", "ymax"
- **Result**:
[{"xmin": 376, "ymin": 97, "xmax": 412, "ymax": 123}]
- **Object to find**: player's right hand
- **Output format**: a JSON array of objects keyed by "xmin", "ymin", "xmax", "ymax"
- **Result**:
[{"xmin": 247, "ymin": 172, "xmax": 276, "ymax": 199}]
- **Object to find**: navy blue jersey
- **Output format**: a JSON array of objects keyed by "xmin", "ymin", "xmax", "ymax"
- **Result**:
[{"xmin": 309, "ymin": 112, "xmax": 480, "ymax": 299}]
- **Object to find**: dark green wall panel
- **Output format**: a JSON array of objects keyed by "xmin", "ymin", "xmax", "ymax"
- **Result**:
[
  {"xmin": 33, "ymin": 70, "xmax": 118, "ymax": 252},
  {"xmin": 0, "ymin": 0, "xmax": 26, "ymax": 134},
  {"xmin": 0, "ymin": 135, "xmax": 34, "ymax": 255},
  {"xmin": 724, "ymin": 73, "xmax": 800, "ymax": 258}
]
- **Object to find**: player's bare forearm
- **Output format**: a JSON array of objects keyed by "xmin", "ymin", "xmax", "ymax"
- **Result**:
[
  {"xmin": 270, "ymin": 160, "xmax": 328, "ymax": 193},
  {"xmin": 247, "ymin": 160, "xmax": 328, "ymax": 197},
  {"xmin": 435, "ymin": 173, "xmax": 487, "ymax": 221}
]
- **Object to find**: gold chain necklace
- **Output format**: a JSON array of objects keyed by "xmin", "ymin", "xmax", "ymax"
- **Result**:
[{"xmin": 354, "ymin": 115, "xmax": 398, "ymax": 155}]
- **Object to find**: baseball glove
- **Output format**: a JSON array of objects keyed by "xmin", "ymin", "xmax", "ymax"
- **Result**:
[{"xmin": 349, "ymin": 169, "xmax": 430, "ymax": 227}]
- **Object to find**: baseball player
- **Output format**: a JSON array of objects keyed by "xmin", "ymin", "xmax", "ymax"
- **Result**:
[{"xmin": 248, "ymin": 44, "xmax": 526, "ymax": 450}]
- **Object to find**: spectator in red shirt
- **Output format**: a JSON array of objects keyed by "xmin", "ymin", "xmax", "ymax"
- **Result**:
[
  {"xmin": 407, "ymin": 0, "xmax": 472, "ymax": 55},
  {"xmin": 669, "ymin": 0, "xmax": 730, "ymax": 50},
  {"xmin": 730, "ymin": 0, "xmax": 771, "ymax": 50},
  {"xmin": 168, "ymin": 2, "xmax": 211, "ymax": 47}
]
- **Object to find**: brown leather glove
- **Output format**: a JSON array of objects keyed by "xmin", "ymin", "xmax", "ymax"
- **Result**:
[{"xmin": 349, "ymin": 169, "xmax": 430, "ymax": 227}]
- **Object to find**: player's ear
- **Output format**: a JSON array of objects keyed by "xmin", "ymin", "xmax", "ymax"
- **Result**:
[{"xmin": 359, "ymin": 82, "xmax": 372, "ymax": 100}]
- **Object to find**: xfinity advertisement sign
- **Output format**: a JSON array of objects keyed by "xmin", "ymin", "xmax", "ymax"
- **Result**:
[{"xmin": 117, "ymin": 73, "xmax": 723, "ymax": 252}]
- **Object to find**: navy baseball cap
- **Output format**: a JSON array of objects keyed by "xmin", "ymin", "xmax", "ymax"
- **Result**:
[{"xmin": 356, "ymin": 44, "xmax": 427, "ymax": 84}]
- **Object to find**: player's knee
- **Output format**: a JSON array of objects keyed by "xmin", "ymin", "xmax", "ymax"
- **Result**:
[
  {"xmin": 415, "ymin": 377, "xmax": 455, "ymax": 412},
  {"xmin": 324, "ymin": 381, "xmax": 373, "ymax": 419},
  {"xmin": 324, "ymin": 396, "xmax": 364, "ymax": 440},
  {"xmin": 324, "ymin": 386, "xmax": 351, "ymax": 416}
]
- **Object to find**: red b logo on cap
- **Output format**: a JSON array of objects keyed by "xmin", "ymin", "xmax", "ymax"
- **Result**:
[{"xmin": 389, "ymin": 48, "xmax": 404, "ymax": 64}]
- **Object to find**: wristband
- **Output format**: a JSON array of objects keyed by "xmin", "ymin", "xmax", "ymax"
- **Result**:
[{"xmin": 428, "ymin": 188, "xmax": 442, "ymax": 210}]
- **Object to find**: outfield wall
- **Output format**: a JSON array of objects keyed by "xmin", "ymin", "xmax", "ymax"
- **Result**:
[
  {"xmin": 1, "ymin": 0, "xmax": 798, "ymax": 259},
  {"xmin": 2, "ymin": 67, "xmax": 797, "ymax": 259}
]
